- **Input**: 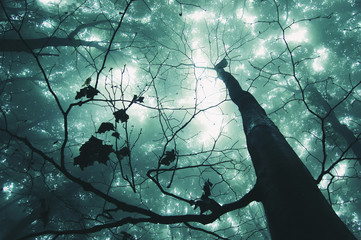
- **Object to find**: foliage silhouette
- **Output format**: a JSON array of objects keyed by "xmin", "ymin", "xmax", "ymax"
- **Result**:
[
  {"xmin": 113, "ymin": 109, "xmax": 129, "ymax": 123},
  {"xmin": 97, "ymin": 122, "xmax": 115, "ymax": 133},
  {"xmin": 75, "ymin": 86, "xmax": 99, "ymax": 100},
  {"xmin": 74, "ymin": 136, "xmax": 114, "ymax": 170}
]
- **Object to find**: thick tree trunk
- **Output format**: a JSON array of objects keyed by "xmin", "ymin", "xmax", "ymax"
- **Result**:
[{"xmin": 216, "ymin": 65, "xmax": 356, "ymax": 239}]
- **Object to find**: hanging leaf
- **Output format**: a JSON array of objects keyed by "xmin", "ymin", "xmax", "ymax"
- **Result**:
[
  {"xmin": 132, "ymin": 95, "xmax": 137, "ymax": 102},
  {"xmin": 85, "ymin": 86, "xmax": 99, "ymax": 98},
  {"xmin": 137, "ymin": 96, "xmax": 144, "ymax": 103},
  {"xmin": 203, "ymin": 179, "xmax": 213, "ymax": 198},
  {"xmin": 75, "ymin": 86, "xmax": 99, "ymax": 100},
  {"xmin": 190, "ymin": 179, "xmax": 220, "ymax": 214},
  {"xmin": 75, "ymin": 88, "xmax": 87, "ymax": 99},
  {"xmin": 113, "ymin": 109, "xmax": 129, "ymax": 123},
  {"xmin": 160, "ymin": 149, "xmax": 176, "ymax": 166},
  {"xmin": 97, "ymin": 122, "xmax": 115, "ymax": 133},
  {"xmin": 112, "ymin": 132, "xmax": 120, "ymax": 139},
  {"xmin": 82, "ymin": 77, "xmax": 91, "ymax": 86},
  {"xmin": 119, "ymin": 146, "xmax": 130, "ymax": 156},
  {"xmin": 74, "ymin": 136, "xmax": 114, "ymax": 170},
  {"xmin": 115, "ymin": 146, "xmax": 130, "ymax": 160},
  {"xmin": 132, "ymin": 94, "xmax": 144, "ymax": 103},
  {"xmin": 190, "ymin": 195, "xmax": 221, "ymax": 214}
]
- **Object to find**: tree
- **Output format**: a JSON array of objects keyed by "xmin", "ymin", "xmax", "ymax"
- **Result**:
[
  {"xmin": 0, "ymin": 0, "xmax": 360, "ymax": 239},
  {"xmin": 215, "ymin": 60, "xmax": 356, "ymax": 239}
]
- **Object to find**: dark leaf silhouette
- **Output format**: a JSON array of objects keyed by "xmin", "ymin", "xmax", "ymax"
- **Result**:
[
  {"xmin": 97, "ymin": 122, "xmax": 115, "ymax": 133},
  {"xmin": 191, "ymin": 195, "xmax": 221, "ymax": 214},
  {"xmin": 190, "ymin": 179, "xmax": 220, "ymax": 214},
  {"xmin": 203, "ymin": 179, "xmax": 213, "ymax": 198},
  {"xmin": 114, "ymin": 109, "xmax": 129, "ymax": 123},
  {"xmin": 119, "ymin": 146, "xmax": 130, "ymax": 156},
  {"xmin": 82, "ymin": 77, "xmax": 91, "ymax": 86},
  {"xmin": 132, "ymin": 95, "xmax": 144, "ymax": 103},
  {"xmin": 75, "ymin": 86, "xmax": 99, "ymax": 100},
  {"xmin": 116, "ymin": 146, "xmax": 130, "ymax": 160},
  {"xmin": 74, "ymin": 136, "xmax": 114, "ymax": 170},
  {"xmin": 137, "ymin": 96, "xmax": 144, "ymax": 103},
  {"xmin": 160, "ymin": 149, "xmax": 176, "ymax": 166},
  {"xmin": 112, "ymin": 132, "xmax": 120, "ymax": 139}
]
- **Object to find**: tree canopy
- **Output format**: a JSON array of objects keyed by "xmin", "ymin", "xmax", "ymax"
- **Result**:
[{"xmin": 0, "ymin": 0, "xmax": 360, "ymax": 239}]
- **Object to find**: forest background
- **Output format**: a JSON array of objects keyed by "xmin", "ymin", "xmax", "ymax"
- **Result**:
[{"xmin": 0, "ymin": 0, "xmax": 360, "ymax": 239}]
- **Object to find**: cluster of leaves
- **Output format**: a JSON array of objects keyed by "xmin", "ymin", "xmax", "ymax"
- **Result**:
[
  {"xmin": 97, "ymin": 122, "xmax": 115, "ymax": 133},
  {"xmin": 74, "ymin": 136, "xmax": 113, "ymax": 170},
  {"xmin": 96, "ymin": 122, "xmax": 122, "ymax": 139},
  {"xmin": 160, "ymin": 149, "xmax": 176, "ymax": 166},
  {"xmin": 190, "ymin": 179, "xmax": 221, "ymax": 214},
  {"xmin": 112, "ymin": 95, "xmax": 145, "ymax": 123},
  {"xmin": 75, "ymin": 86, "xmax": 99, "ymax": 100},
  {"xmin": 74, "ymin": 121, "xmax": 131, "ymax": 169},
  {"xmin": 73, "ymin": 88, "xmax": 146, "ymax": 169},
  {"xmin": 114, "ymin": 109, "xmax": 129, "ymax": 123}
]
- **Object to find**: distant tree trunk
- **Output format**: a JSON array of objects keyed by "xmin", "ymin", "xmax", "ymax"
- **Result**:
[
  {"xmin": 0, "ymin": 38, "xmax": 107, "ymax": 53},
  {"xmin": 307, "ymin": 86, "xmax": 361, "ymax": 164},
  {"xmin": 215, "ymin": 63, "xmax": 356, "ymax": 240}
]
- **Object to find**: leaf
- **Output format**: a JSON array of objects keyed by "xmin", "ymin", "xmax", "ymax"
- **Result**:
[
  {"xmin": 112, "ymin": 132, "xmax": 120, "ymax": 139},
  {"xmin": 75, "ymin": 88, "xmax": 87, "ymax": 99},
  {"xmin": 113, "ymin": 109, "xmax": 129, "ymax": 123},
  {"xmin": 119, "ymin": 146, "xmax": 130, "ymax": 156},
  {"xmin": 191, "ymin": 196, "xmax": 221, "ymax": 214},
  {"xmin": 74, "ymin": 136, "xmax": 114, "ymax": 170},
  {"xmin": 132, "ymin": 95, "xmax": 144, "ymax": 103},
  {"xmin": 115, "ymin": 146, "xmax": 130, "ymax": 160},
  {"xmin": 160, "ymin": 149, "xmax": 176, "ymax": 166},
  {"xmin": 82, "ymin": 77, "xmax": 91, "ymax": 86},
  {"xmin": 203, "ymin": 179, "xmax": 213, "ymax": 198},
  {"xmin": 137, "ymin": 96, "xmax": 144, "ymax": 103},
  {"xmin": 97, "ymin": 122, "xmax": 115, "ymax": 133},
  {"xmin": 75, "ymin": 86, "xmax": 99, "ymax": 100},
  {"xmin": 189, "ymin": 179, "xmax": 218, "ymax": 214},
  {"xmin": 85, "ymin": 86, "xmax": 99, "ymax": 98}
]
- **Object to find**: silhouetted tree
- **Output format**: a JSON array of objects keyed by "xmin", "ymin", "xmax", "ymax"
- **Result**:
[{"xmin": 215, "ymin": 59, "xmax": 356, "ymax": 239}]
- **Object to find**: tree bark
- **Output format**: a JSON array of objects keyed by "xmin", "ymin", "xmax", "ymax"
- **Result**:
[{"xmin": 215, "ymin": 65, "xmax": 356, "ymax": 240}]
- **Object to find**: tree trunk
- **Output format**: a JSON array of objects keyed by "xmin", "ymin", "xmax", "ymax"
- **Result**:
[
  {"xmin": 307, "ymin": 86, "xmax": 361, "ymax": 164},
  {"xmin": 216, "ymin": 65, "xmax": 356, "ymax": 240},
  {"xmin": 0, "ymin": 38, "xmax": 106, "ymax": 52}
]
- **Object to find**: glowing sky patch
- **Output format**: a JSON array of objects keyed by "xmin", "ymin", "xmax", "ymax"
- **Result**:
[
  {"xmin": 38, "ymin": 0, "xmax": 61, "ymax": 5},
  {"xmin": 186, "ymin": 10, "xmax": 216, "ymax": 23},
  {"xmin": 243, "ymin": 13, "xmax": 257, "ymax": 23},
  {"xmin": 287, "ymin": 25, "xmax": 309, "ymax": 43},
  {"xmin": 336, "ymin": 163, "xmax": 347, "ymax": 178},
  {"xmin": 41, "ymin": 19, "xmax": 55, "ymax": 28},
  {"xmin": 254, "ymin": 40, "xmax": 267, "ymax": 57},
  {"xmin": 313, "ymin": 47, "xmax": 329, "ymax": 72},
  {"xmin": 194, "ymin": 58, "xmax": 226, "ymax": 137}
]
